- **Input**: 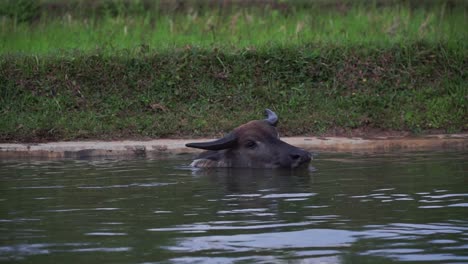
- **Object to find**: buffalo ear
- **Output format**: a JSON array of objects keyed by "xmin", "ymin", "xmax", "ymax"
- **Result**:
[{"xmin": 185, "ymin": 133, "xmax": 237, "ymax": 150}]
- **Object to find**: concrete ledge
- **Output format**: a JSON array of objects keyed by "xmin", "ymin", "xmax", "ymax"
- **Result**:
[{"xmin": 0, "ymin": 134, "xmax": 467, "ymax": 159}]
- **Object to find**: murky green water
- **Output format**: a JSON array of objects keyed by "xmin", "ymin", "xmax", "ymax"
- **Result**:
[{"xmin": 1, "ymin": 151, "xmax": 467, "ymax": 263}]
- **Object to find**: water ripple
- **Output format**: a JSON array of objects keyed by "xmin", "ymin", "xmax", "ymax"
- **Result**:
[
  {"xmin": 68, "ymin": 247, "xmax": 131, "ymax": 252},
  {"xmin": 11, "ymin": 186, "xmax": 65, "ymax": 190},
  {"xmin": 78, "ymin": 182, "xmax": 176, "ymax": 189},
  {"xmin": 261, "ymin": 193, "xmax": 316, "ymax": 199},
  {"xmin": 41, "ymin": 207, "xmax": 120, "ymax": 213},
  {"xmin": 163, "ymin": 229, "xmax": 356, "ymax": 253},
  {"xmin": 148, "ymin": 221, "xmax": 315, "ymax": 232},
  {"xmin": 84, "ymin": 232, "xmax": 127, "ymax": 236}
]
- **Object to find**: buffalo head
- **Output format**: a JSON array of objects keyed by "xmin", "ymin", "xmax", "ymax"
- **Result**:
[{"xmin": 186, "ymin": 109, "xmax": 311, "ymax": 169}]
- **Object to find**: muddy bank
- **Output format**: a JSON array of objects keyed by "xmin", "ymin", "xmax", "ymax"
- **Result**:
[{"xmin": 0, "ymin": 134, "xmax": 466, "ymax": 159}]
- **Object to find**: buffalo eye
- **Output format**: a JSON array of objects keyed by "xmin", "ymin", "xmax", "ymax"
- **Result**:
[{"xmin": 245, "ymin": 140, "xmax": 257, "ymax": 149}]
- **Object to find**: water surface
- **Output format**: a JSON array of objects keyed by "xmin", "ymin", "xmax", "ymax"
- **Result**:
[{"xmin": 1, "ymin": 151, "xmax": 467, "ymax": 263}]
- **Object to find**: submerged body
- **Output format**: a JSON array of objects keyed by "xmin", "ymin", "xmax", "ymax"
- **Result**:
[{"xmin": 186, "ymin": 109, "xmax": 311, "ymax": 169}]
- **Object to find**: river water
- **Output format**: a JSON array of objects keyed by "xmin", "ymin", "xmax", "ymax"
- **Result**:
[{"xmin": 1, "ymin": 151, "xmax": 467, "ymax": 263}]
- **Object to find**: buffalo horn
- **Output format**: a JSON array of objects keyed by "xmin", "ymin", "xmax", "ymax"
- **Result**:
[
  {"xmin": 264, "ymin": 109, "xmax": 278, "ymax": 126},
  {"xmin": 185, "ymin": 132, "xmax": 238, "ymax": 150}
]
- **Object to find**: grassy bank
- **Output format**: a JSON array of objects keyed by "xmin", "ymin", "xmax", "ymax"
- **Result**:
[
  {"xmin": 0, "ymin": 1, "xmax": 466, "ymax": 142},
  {"xmin": 1, "ymin": 43, "xmax": 466, "ymax": 142},
  {"xmin": 1, "ymin": 2, "xmax": 466, "ymax": 54}
]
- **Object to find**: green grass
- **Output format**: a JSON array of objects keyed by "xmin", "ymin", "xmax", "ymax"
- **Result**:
[
  {"xmin": 0, "ymin": 4, "xmax": 466, "ymax": 54},
  {"xmin": 0, "ymin": 1, "xmax": 466, "ymax": 142},
  {"xmin": 1, "ymin": 43, "xmax": 466, "ymax": 142}
]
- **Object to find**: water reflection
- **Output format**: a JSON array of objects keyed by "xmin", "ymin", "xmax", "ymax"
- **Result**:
[{"xmin": 0, "ymin": 151, "xmax": 467, "ymax": 263}]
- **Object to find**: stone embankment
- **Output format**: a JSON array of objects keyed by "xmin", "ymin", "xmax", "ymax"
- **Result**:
[{"xmin": 0, "ymin": 134, "xmax": 466, "ymax": 159}]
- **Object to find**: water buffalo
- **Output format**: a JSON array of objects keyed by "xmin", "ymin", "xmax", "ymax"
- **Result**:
[{"xmin": 186, "ymin": 109, "xmax": 311, "ymax": 168}]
